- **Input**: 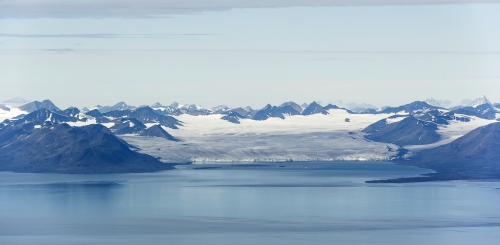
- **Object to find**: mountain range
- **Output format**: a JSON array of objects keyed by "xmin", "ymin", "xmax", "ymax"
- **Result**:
[{"xmin": 0, "ymin": 96, "xmax": 499, "ymax": 179}]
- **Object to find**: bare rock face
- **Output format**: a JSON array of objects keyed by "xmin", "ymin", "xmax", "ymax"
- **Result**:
[
  {"xmin": 408, "ymin": 122, "xmax": 500, "ymax": 177},
  {"xmin": 302, "ymin": 101, "xmax": 328, "ymax": 115},
  {"xmin": 221, "ymin": 111, "xmax": 244, "ymax": 124},
  {"xmin": 0, "ymin": 123, "xmax": 174, "ymax": 173},
  {"xmin": 252, "ymin": 104, "xmax": 285, "ymax": 120},
  {"xmin": 364, "ymin": 116, "xmax": 440, "ymax": 145},
  {"xmin": 369, "ymin": 122, "xmax": 500, "ymax": 183}
]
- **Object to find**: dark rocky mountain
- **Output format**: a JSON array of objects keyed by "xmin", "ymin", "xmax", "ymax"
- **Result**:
[
  {"xmin": 323, "ymin": 104, "xmax": 340, "ymax": 110},
  {"xmin": 110, "ymin": 119, "xmax": 178, "ymax": 141},
  {"xmin": 302, "ymin": 101, "xmax": 328, "ymax": 115},
  {"xmin": 85, "ymin": 109, "xmax": 104, "ymax": 118},
  {"xmin": 449, "ymin": 104, "xmax": 497, "ymax": 120},
  {"xmin": 365, "ymin": 116, "xmax": 441, "ymax": 145},
  {"xmin": 277, "ymin": 105, "xmax": 301, "ymax": 116},
  {"xmin": 103, "ymin": 106, "xmax": 182, "ymax": 129},
  {"xmin": 103, "ymin": 109, "xmax": 131, "ymax": 118},
  {"xmin": 378, "ymin": 101, "xmax": 440, "ymax": 114},
  {"xmin": 0, "ymin": 123, "xmax": 174, "ymax": 173},
  {"xmin": 139, "ymin": 125, "xmax": 179, "ymax": 141},
  {"xmin": 221, "ymin": 111, "xmax": 244, "ymax": 124},
  {"xmin": 493, "ymin": 103, "xmax": 500, "ymax": 109},
  {"xmin": 19, "ymin": 100, "xmax": 60, "ymax": 113},
  {"xmin": 168, "ymin": 108, "xmax": 184, "ymax": 116},
  {"xmin": 361, "ymin": 119, "xmax": 389, "ymax": 134},
  {"xmin": 415, "ymin": 109, "xmax": 451, "ymax": 125},
  {"xmin": 279, "ymin": 102, "xmax": 303, "ymax": 113},
  {"xmin": 408, "ymin": 122, "xmax": 500, "ymax": 176},
  {"xmin": 84, "ymin": 109, "xmax": 111, "ymax": 123},
  {"xmin": 252, "ymin": 104, "xmax": 285, "ymax": 120},
  {"xmin": 59, "ymin": 107, "xmax": 80, "ymax": 117},
  {"xmin": 228, "ymin": 107, "xmax": 253, "ymax": 118},
  {"xmin": 15, "ymin": 108, "xmax": 77, "ymax": 124},
  {"xmin": 111, "ymin": 118, "xmax": 147, "ymax": 134},
  {"xmin": 371, "ymin": 122, "xmax": 500, "ymax": 182}
]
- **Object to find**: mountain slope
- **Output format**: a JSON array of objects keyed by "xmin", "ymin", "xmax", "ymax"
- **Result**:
[
  {"xmin": 449, "ymin": 104, "xmax": 496, "ymax": 120},
  {"xmin": 279, "ymin": 102, "xmax": 303, "ymax": 113},
  {"xmin": 139, "ymin": 125, "xmax": 179, "ymax": 141},
  {"xmin": 365, "ymin": 116, "xmax": 440, "ymax": 145},
  {"xmin": 0, "ymin": 123, "xmax": 173, "ymax": 173},
  {"xmin": 302, "ymin": 101, "xmax": 328, "ymax": 115},
  {"xmin": 370, "ymin": 122, "xmax": 500, "ymax": 182},
  {"xmin": 16, "ymin": 108, "xmax": 77, "ymax": 124},
  {"xmin": 221, "ymin": 111, "xmax": 244, "ymax": 124},
  {"xmin": 252, "ymin": 104, "xmax": 285, "ymax": 120}
]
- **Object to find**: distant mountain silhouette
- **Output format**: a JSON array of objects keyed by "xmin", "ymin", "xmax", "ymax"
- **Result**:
[
  {"xmin": 378, "ymin": 101, "xmax": 440, "ymax": 114},
  {"xmin": 19, "ymin": 100, "xmax": 60, "ymax": 113}
]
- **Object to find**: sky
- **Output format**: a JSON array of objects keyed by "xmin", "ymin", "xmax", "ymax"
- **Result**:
[{"xmin": 1, "ymin": 0, "xmax": 500, "ymax": 109}]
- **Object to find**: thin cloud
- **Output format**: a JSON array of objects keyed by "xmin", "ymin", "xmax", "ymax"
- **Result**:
[
  {"xmin": 0, "ymin": 33, "xmax": 219, "ymax": 38},
  {"xmin": 1, "ymin": 0, "xmax": 499, "ymax": 18}
]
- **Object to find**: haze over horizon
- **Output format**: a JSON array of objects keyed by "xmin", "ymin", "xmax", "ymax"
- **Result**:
[{"xmin": 1, "ymin": 1, "xmax": 499, "ymax": 109}]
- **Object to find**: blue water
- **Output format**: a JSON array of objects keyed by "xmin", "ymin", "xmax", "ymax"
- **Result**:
[{"xmin": 1, "ymin": 161, "xmax": 500, "ymax": 245}]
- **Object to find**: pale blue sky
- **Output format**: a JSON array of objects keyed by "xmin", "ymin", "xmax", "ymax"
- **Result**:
[{"xmin": 1, "ymin": 2, "xmax": 499, "ymax": 108}]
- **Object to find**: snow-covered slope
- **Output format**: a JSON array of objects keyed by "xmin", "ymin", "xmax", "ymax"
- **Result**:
[
  {"xmin": 404, "ymin": 114, "xmax": 497, "ymax": 152},
  {"xmin": 120, "ymin": 109, "xmax": 400, "ymax": 163},
  {"xmin": 0, "ymin": 105, "xmax": 27, "ymax": 122},
  {"xmin": 468, "ymin": 96, "xmax": 491, "ymax": 108}
]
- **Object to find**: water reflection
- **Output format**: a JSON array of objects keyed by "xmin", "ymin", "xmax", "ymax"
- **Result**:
[{"xmin": 1, "ymin": 162, "xmax": 500, "ymax": 245}]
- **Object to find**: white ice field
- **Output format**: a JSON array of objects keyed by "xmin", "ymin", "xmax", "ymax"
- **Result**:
[{"xmin": 119, "ymin": 109, "xmax": 497, "ymax": 163}]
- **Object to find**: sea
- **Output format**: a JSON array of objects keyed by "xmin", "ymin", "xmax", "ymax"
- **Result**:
[{"xmin": 1, "ymin": 161, "xmax": 500, "ymax": 245}]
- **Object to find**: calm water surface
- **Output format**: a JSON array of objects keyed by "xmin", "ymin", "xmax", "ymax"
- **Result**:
[{"xmin": 1, "ymin": 161, "xmax": 500, "ymax": 245}]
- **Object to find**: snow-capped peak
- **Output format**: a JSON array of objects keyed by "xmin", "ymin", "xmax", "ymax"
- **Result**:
[
  {"xmin": 424, "ymin": 97, "xmax": 441, "ymax": 107},
  {"xmin": 468, "ymin": 96, "xmax": 491, "ymax": 108}
]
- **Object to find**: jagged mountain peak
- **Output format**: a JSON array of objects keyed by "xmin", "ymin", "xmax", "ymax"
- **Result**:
[
  {"xmin": 468, "ymin": 95, "xmax": 491, "ymax": 108},
  {"xmin": 302, "ymin": 101, "xmax": 328, "ymax": 115}
]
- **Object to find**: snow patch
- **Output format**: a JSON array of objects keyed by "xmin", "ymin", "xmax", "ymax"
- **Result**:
[{"xmin": 0, "ymin": 106, "xmax": 27, "ymax": 122}]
